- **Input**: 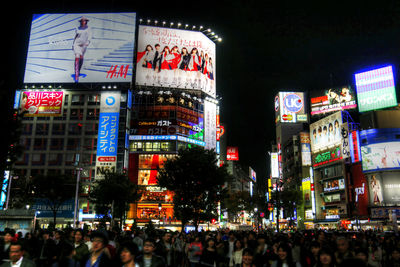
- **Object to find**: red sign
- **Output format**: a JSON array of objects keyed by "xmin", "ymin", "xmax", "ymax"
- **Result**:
[
  {"xmin": 97, "ymin": 156, "xmax": 116, "ymax": 162},
  {"xmin": 21, "ymin": 91, "xmax": 64, "ymax": 116},
  {"xmin": 227, "ymin": 147, "xmax": 239, "ymax": 161}
]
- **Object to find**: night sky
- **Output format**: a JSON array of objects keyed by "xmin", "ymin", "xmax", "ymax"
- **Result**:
[{"xmin": 4, "ymin": 1, "xmax": 400, "ymax": 185}]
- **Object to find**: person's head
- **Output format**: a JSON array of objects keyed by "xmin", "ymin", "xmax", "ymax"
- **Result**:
[
  {"xmin": 79, "ymin": 16, "xmax": 89, "ymax": 26},
  {"xmin": 323, "ymin": 126, "xmax": 327, "ymax": 134},
  {"xmin": 277, "ymin": 243, "xmax": 293, "ymax": 263},
  {"xmin": 392, "ymin": 248, "xmax": 400, "ymax": 261},
  {"xmin": 190, "ymin": 48, "xmax": 198, "ymax": 55},
  {"xmin": 42, "ymin": 230, "xmax": 51, "ymax": 240},
  {"xmin": 9, "ymin": 242, "xmax": 24, "ymax": 264},
  {"xmin": 74, "ymin": 229, "xmax": 84, "ymax": 243},
  {"xmin": 242, "ymin": 248, "xmax": 254, "ymax": 265},
  {"xmin": 310, "ymin": 241, "xmax": 321, "ymax": 257},
  {"xmin": 119, "ymin": 241, "xmax": 138, "ymax": 265},
  {"xmin": 163, "ymin": 46, "xmax": 170, "ymax": 53},
  {"xmin": 234, "ymin": 239, "xmax": 243, "ymax": 251},
  {"xmin": 90, "ymin": 231, "xmax": 108, "ymax": 253},
  {"xmin": 155, "ymin": 44, "xmax": 160, "ymax": 50},
  {"xmin": 143, "ymin": 239, "xmax": 156, "ymax": 255},
  {"xmin": 181, "ymin": 47, "xmax": 188, "ymax": 55},
  {"xmin": 146, "ymin": 45, "xmax": 153, "ymax": 51},
  {"xmin": 54, "ymin": 230, "xmax": 63, "ymax": 240},
  {"xmin": 318, "ymin": 247, "xmax": 335, "ymax": 266},
  {"xmin": 172, "ymin": 46, "xmax": 178, "ymax": 52},
  {"xmin": 162, "ymin": 232, "xmax": 171, "ymax": 243},
  {"xmin": 336, "ymin": 236, "xmax": 349, "ymax": 254},
  {"xmin": 206, "ymin": 238, "xmax": 215, "ymax": 249},
  {"xmin": 329, "ymin": 123, "xmax": 333, "ymax": 132},
  {"xmin": 334, "ymin": 120, "xmax": 339, "ymax": 128},
  {"xmin": 228, "ymin": 231, "xmax": 235, "ymax": 241},
  {"xmin": 4, "ymin": 231, "xmax": 13, "ymax": 243},
  {"xmin": 257, "ymin": 234, "xmax": 266, "ymax": 245},
  {"xmin": 355, "ymin": 248, "xmax": 369, "ymax": 263}
]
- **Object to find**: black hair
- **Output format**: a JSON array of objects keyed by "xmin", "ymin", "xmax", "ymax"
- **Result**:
[{"xmin": 119, "ymin": 241, "xmax": 139, "ymax": 256}]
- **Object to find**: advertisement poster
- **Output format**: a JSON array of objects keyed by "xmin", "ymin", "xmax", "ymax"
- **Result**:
[
  {"xmin": 20, "ymin": 91, "xmax": 63, "ymax": 116},
  {"xmin": 24, "ymin": 13, "xmax": 136, "ymax": 83},
  {"xmin": 271, "ymin": 152, "xmax": 279, "ymax": 178},
  {"xmin": 310, "ymin": 111, "xmax": 343, "ymax": 152},
  {"xmin": 277, "ymin": 92, "xmax": 307, "ymax": 123},
  {"xmin": 227, "ymin": 147, "xmax": 239, "ymax": 161},
  {"xmin": 300, "ymin": 132, "xmax": 312, "ymax": 166},
  {"xmin": 310, "ymin": 86, "xmax": 357, "ymax": 115},
  {"xmin": 136, "ymin": 26, "xmax": 216, "ymax": 97},
  {"xmin": 355, "ymin": 65, "xmax": 398, "ymax": 112},
  {"xmin": 360, "ymin": 128, "xmax": 400, "ymax": 172},
  {"xmin": 204, "ymin": 99, "xmax": 217, "ymax": 150},
  {"xmin": 367, "ymin": 172, "xmax": 400, "ymax": 206},
  {"xmin": 95, "ymin": 92, "xmax": 121, "ymax": 179}
]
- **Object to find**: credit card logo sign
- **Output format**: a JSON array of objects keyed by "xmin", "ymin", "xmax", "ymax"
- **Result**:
[{"xmin": 284, "ymin": 93, "xmax": 303, "ymax": 113}]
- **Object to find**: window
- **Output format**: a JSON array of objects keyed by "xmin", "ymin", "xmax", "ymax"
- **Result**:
[
  {"xmin": 68, "ymin": 124, "xmax": 82, "ymax": 135},
  {"xmin": 54, "ymin": 109, "xmax": 68, "ymax": 121},
  {"xmin": 84, "ymin": 123, "xmax": 98, "ymax": 135},
  {"xmin": 67, "ymin": 138, "xmax": 81, "ymax": 150},
  {"xmin": 71, "ymin": 94, "xmax": 84, "ymax": 105},
  {"xmin": 19, "ymin": 138, "xmax": 31, "ymax": 150},
  {"xmin": 48, "ymin": 154, "xmax": 63, "ymax": 166},
  {"xmin": 50, "ymin": 138, "xmax": 64, "ymax": 150},
  {"xmin": 33, "ymin": 138, "xmax": 47, "ymax": 150},
  {"xmin": 15, "ymin": 153, "xmax": 29, "ymax": 166},
  {"xmin": 70, "ymin": 109, "xmax": 84, "ymax": 120},
  {"xmin": 52, "ymin": 124, "xmax": 66, "ymax": 135},
  {"xmin": 83, "ymin": 138, "xmax": 96, "ymax": 150},
  {"xmin": 87, "ymin": 95, "xmax": 100, "ymax": 105},
  {"xmin": 86, "ymin": 109, "xmax": 99, "ymax": 120},
  {"xmin": 35, "ymin": 124, "xmax": 49, "ymax": 135},
  {"xmin": 21, "ymin": 124, "xmax": 33, "ymax": 135},
  {"xmin": 31, "ymin": 153, "xmax": 45, "ymax": 166}
]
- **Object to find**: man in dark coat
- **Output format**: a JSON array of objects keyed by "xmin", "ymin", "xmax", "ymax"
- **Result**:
[{"xmin": 136, "ymin": 239, "xmax": 166, "ymax": 267}]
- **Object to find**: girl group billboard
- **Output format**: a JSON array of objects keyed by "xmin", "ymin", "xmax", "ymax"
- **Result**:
[
  {"xmin": 136, "ymin": 26, "xmax": 216, "ymax": 97},
  {"xmin": 310, "ymin": 111, "xmax": 343, "ymax": 152}
]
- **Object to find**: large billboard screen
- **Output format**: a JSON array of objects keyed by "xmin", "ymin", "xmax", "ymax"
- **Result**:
[
  {"xmin": 24, "ymin": 13, "xmax": 136, "ymax": 83},
  {"xmin": 354, "ymin": 65, "xmax": 398, "ymax": 112},
  {"xmin": 367, "ymin": 172, "xmax": 400, "ymax": 206},
  {"xmin": 136, "ymin": 26, "xmax": 216, "ymax": 97},
  {"xmin": 310, "ymin": 111, "xmax": 342, "ymax": 152},
  {"xmin": 275, "ymin": 92, "xmax": 307, "ymax": 123},
  {"xmin": 310, "ymin": 86, "xmax": 357, "ymax": 115},
  {"xmin": 20, "ymin": 91, "xmax": 64, "ymax": 116},
  {"xmin": 360, "ymin": 128, "xmax": 400, "ymax": 172}
]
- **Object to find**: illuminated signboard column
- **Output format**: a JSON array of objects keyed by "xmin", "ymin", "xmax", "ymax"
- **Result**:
[
  {"xmin": 355, "ymin": 65, "xmax": 398, "ymax": 112},
  {"xmin": 95, "ymin": 92, "xmax": 121, "ymax": 179}
]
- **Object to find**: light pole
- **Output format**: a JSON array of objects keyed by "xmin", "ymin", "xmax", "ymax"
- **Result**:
[
  {"xmin": 73, "ymin": 168, "xmax": 82, "ymax": 228},
  {"xmin": 158, "ymin": 203, "xmax": 162, "ymax": 228}
]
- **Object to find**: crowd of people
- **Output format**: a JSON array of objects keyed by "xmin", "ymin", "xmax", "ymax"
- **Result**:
[{"xmin": 1, "ymin": 227, "xmax": 400, "ymax": 267}]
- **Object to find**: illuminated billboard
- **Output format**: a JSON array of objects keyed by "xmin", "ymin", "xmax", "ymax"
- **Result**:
[
  {"xmin": 310, "ymin": 111, "xmax": 342, "ymax": 152},
  {"xmin": 367, "ymin": 172, "xmax": 400, "ymax": 206},
  {"xmin": 249, "ymin": 167, "xmax": 256, "ymax": 183},
  {"xmin": 227, "ymin": 147, "xmax": 239, "ymax": 161},
  {"xmin": 136, "ymin": 26, "xmax": 216, "ymax": 97},
  {"xmin": 20, "ymin": 91, "xmax": 64, "ymax": 116},
  {"xmin": 355, "ymin": 65, "xmax": 398, "ymax": 112},
  {"xmin": 24, "ymin": 13, "xmax": 136, "ymax": 83},
  {"xmin": 95, "ymin": 91, "xmax": 121, "ymax": 179},
  {"xmin": 360, "ymin": 128, "xmax": 400, "ymax": 172},
  {"xmin": 310, "ymin": 86, "xmax": 357, "ymax": 115},
  {"xmin": 270, "ymin": 152, "xmax": 279, "ymax": 178},
  {"xmin": 299, "ymin": 132, "xmax": 311, "ymax": 166},
  {"xmin": 275, "ymin": 92, "xmax": 307, "ymax": 123},
  {"xmin": 204, "ymin": 99, "xmax": 217, "ymax": 150}
]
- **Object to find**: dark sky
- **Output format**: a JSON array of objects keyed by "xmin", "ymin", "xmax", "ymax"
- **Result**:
[{"xmin": 4, "ymin": 0, "xmax": 400, "ymax": 184}]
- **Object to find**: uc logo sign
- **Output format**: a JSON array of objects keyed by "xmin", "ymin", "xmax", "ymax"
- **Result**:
[
  {"xmin": 105, "ymin": 96, "xmax": 116, "ymax": 106},
  {"xmin": 283, "ymin": 93, "xmax": 303, "ymax": 113}
]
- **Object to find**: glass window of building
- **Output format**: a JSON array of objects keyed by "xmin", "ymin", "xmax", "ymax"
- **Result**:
[
  {"xmin": 54, "ymin": 109, "xmax": 68, "ymax": 121},
  {"xmin": 86, "ymin": 109, "xmax": 99, "ymax": 120},
  {"xmin": 33, "ymin": 138, "xmax": 47, "ymax": 150},
  {"xmin": 71, "ymin": 94, "xmax": 84, "ymax": 105},
  {"xmin": 52, "ymin": 123, "xmax": 66, "ymax": 135},
  {"xmin": 68, "ymin": 123, "xmax": 82, "ymax": 135},
  {"xmin": 87, "ymin": 95, "xmax": 100, "ymax": 105},
  {"xmin": 48, "ymin": 154, "xmax": 63, "ymax": 166},
  {"xmin": 84, "ymin": 123, "xmax": 98, "ymax": 135},
  {"xmin": 70, "ymin": 109, "xmax": 84, "ymax": 120},
  {"xmin": 31, "ymin": 153, "xmax": 45, "ymax": 166},
  {"xmin": 50, "ymin": 138, "xmax": 64, "ymax": 150},
  {"xmin": 66, "ymin": 138, "xmax": 81, "ymax": 150},
  {"xmin": 35, "ymin": 124, "xmax": 49, "ymax": 135},
  {"xmin": 21, "ymin": 124, "xmax": 33, "ymax": 135}
]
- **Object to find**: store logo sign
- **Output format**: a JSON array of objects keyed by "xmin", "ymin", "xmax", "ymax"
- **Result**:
[{"xmin": 284, "ymin": 93, "xmax": 303, "ymax": 113}]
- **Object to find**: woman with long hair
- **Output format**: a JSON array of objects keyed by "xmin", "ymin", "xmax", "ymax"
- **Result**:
[
  {"xmin": 230, "ymin": 239, "xmax": 244, "ymax": 267},
  {"xmin": 271, "ymin": 243, "xmax": 301, "ymax": 267},
  {"xmin": 315, "ymin": 247, "xmax": 336, "ymax": 267},
  {"xmin": 200, "ymin": 238, "xmax": 219, "ymax": 267},
  {"xmin": 188, "ymin": 48, "xmax": 201, "ymax": 87}
]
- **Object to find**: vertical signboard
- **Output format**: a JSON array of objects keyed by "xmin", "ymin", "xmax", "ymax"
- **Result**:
[
  {"xmin": 96, "ymin": 92, "xmax": 121, "ymax": 179},
  {"xmin": 355, "ymin": 65, "xmax": 398, "ymax": 112},
  {"xmin": 204, "ymin": 99, "xmax": 217, "ymax": 150},
  {"xmin": 299, "ymin": 132, "xmax": 311, "ymax": 166},
  {"xmin": 270, "ymin": 152, "xmax": 279, "ymax": 178}
]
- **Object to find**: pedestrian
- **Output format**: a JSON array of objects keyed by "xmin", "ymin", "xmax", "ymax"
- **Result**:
[
  {"xmin": 0, "ymin": 230, "xmax": 14, "ymax": 263},
  {"xmin": 0, "ymin": 241, "xmax": 36, "ymax": 267},
  {"xmin": 200, "ymin": 238, "xmax": 218, "ymax": 267},
  {"xmin": 81, "ymin": 231, "xmax": 114, "ymax": 267},
  {"xmin": 36, "ymin": 230, "xmax": 57, "ymax": 267},
  {"xmin": 72, "ymin": 229, "xmax": 89, "ymax": 264},
  {"xmin": 271, "ymin": 243, "xmax": 301, "ymax": 267},
  {"xmin": 136, "ymin": 238, "xmax": 165, "ymax": 267},
  {"xmin": 315, "ymin": 246, "xmax": 336, "ymax": 267},
  {"xmin": 230, "ymin": 239, "xmax": 244, "ymax": 267},
  {"xmin": 188, "ymin": 236, "xmax": 203, "ymax": 267},
  {"xmin": 51, "ymin": 242, "xmax": 80, "ymax": 267},
  {"xmin": 241, "ymin": 248, "xmax": 256, "ymax": 267},
  {"xmin": 118, "ymin": 241, "xmax": 139, "ymax": 267},
  {"xmin": 334, "ymin": 236, "xmax": 354, "ymax": 265}
]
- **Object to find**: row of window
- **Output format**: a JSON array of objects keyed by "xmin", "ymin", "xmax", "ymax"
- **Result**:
[
  {"xmin": 15, "ymin": 153, "xmax": 96, "ymax": 166},
  {"xmin": 20, "ymin": 138, "xmax": 98, "ymax": 151},
  {"xmin": 21, "ymin": 123, "xmax": 125, "ymax": 136}
]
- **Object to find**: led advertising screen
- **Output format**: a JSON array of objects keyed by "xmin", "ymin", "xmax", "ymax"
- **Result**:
[
  {"xmin": 276, "ymin": 92, "xmax": 307, "ymax": 123},
  {"xmin": 136, "ymin": 26, "xmax": 216, "ymax": 97},
  {"xmin": 367, "ymin": 172, "xmax": 400, "ymax": 206},
  {"xmin": 354, "ymin": 65, "xmax": 398, "ymax": 112},
  {"xmin": 310, "ymin": 111, "xmax": 343, "ymax": 152},
  {"xmin": 20, "ymin": 91, "xmax": 64, "ymax": 116},
  {"xmin": 310, "ymin": 86, "xmax": 357, "ymax": 115},
  {"xmin": 300, "ymin": 132, "xmax": 311, "ymax": 166},
  {"xmin": 249, "ymin": 167, "xmax": 256, "ymax": 183},
  {"xmin": 24, "ymin": 13, "xmax": 136, "ymax": 83},
  {"xmin": 360, "ymin": 128, "xmax": 400, "ymax": 172}
]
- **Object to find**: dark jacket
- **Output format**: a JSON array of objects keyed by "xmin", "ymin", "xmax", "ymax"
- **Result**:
[
  {"xmin": 136, "ymin": 254, "xmax": 166, "ymax": 267},
  {"xmin": 0, "ymin": 257, "xmax": 36, "ymax": 267}
]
